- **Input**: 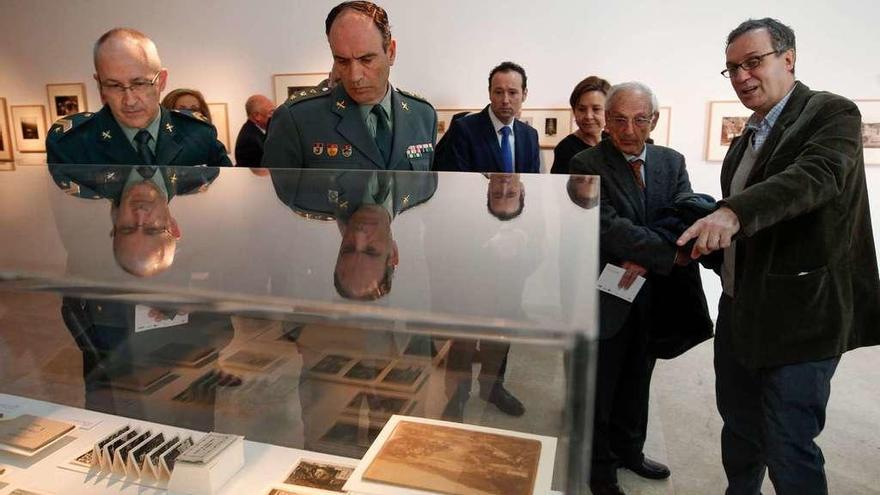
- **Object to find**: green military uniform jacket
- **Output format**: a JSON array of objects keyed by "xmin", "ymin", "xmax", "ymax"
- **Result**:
[
  {"xmin": 46, "ymin": 105, "xmax": 231, "ymax": 167},
  {"xmin": 261, "ymin": 84, "xmax": 437, "ymax": 171},
  {"xmin": 49, "ymin": 164, "xmax": 219, "ymax": 202}
]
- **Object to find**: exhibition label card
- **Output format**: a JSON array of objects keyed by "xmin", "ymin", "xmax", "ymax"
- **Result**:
[{"xmin": 134, "ymin": 305, "xmax": 188, "ymax": 332}]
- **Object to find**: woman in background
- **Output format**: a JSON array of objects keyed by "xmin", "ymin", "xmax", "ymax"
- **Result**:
[
  {"xmin": 161, "ymin": 88, "xmax": 213, "ymax": 123},
  {"xmin": 551, "ymin": 76, "xmax": 610, "ymax": 174}
]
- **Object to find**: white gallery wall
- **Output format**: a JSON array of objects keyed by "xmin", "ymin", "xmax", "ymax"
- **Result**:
[{"xmin": 2, "ymin": 0, "xmax": 880, "ymax": 312}]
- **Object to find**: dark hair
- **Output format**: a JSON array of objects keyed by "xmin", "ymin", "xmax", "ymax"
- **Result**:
[
  {"xmin": 727, "ymin": 17, "xmax": 796, "ymax": 54},
  {"xmin": 161, "ymin": 88, "xmax": 212, "ymax": 123},
  {"xmin": 569, "ymin": 76, "xmax": 611, "ymax": 110},
  {"xmin": 486, "ymin": 192, "xmax": 525, "ymax": 221},
  {"xmin": 326, "ymin": 1, "xmax": 392, "ymax": 52},
  {"xmin": 488, "ymin": 61, "xmax": 527, "ymax": 91}
]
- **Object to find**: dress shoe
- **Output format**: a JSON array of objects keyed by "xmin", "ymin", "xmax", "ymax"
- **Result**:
[
  {"xmin": 481, "ymin": 383, "xmax": 525, "ymax": 417},
  {"xmin": 589, "ymin": 480, "xmax": 626, "ymax": 495},
  {"xmin": 622, "ymin": 456, "xmax": 670, "ymax": 480}
]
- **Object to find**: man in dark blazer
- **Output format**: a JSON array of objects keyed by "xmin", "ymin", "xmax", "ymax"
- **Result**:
[
  {"xmin": 47, "ymin": 28, "xmax": 230, "ymax": 167},
  {"xmin": 678, "ymin": 18, "xmax": 880, "ymax": 495},
  {"xmin": 571, "ymin": 82, "xmax": 705, "ymax": 495},
  {"xmin": 234, "ymin": 94, "xmax": 274, "ymax": 167},
  {"xmin": 435, "ymin": 61, "xmax": 540, "ymax": 173}
]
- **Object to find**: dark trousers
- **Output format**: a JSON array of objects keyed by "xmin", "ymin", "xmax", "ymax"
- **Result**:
[
  {"xmin": 715, "ymin": 295, "xmax": 839, "ymax": 495},
  {"xmin": 590, "ymin": 308, "xmax": 655, "ymax": 483}
]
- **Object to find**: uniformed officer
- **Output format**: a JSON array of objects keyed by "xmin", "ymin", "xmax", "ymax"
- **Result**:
[
  {"xmin": 262, "ymin": 1, "xmax": 437, "ymax": 170},
  {"xmin": 46, "ymin": 27, "xmax": 230, "ymax": 167}
]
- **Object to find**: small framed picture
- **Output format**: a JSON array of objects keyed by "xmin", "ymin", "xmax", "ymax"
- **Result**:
[
  {"xmin": 273, "ymin": 73, "xmax": 328, "ymax": 107},
  {"xmin": 0, "ymin": 97, "xmax": 13, "ymax": 162},
  {"xmin": 10, "ymin": 105, "xmax": 48, "ymax": 153},
  {"xmin": 46, "ymin": 83, "xmax": 88, "ymax": 124},
  {"xmin": 652, "ymin": 106, "xmax": 672, "ymax": 147},
  {"xmin": 855, "ymin": 100, "xmax": 880, "ymax": 165},
  {"xmin": 706, "ymin": 100, "xmax": 752, "ymax": 161},
  {"xmin": 207, "ymin": 102, "xmax": 231, "ymax": 152},
  {"xmin": 518, "ymin": 108, "xmax": 573, "ymax": 149},
  {"xmin": 435, "ymin": 108, "xmax": 480, "ymax": 140},
  {"xmin": 282, "ymin": 458, "xmax": 356, "ymax": 492}
]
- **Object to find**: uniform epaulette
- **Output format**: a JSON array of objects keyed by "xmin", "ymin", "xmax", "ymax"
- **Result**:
[
  {"xmin": 48, "ymin": 111, "xmax": 96, "ymax": 137},
  {"xmin": 170, "ymin": 108, "xmax": 212, "ymax": 125},
  {"xmin": 395, "ymin": 87, "xmax": 433, "ymax": 107},
  {"xmin": 286, "ymin": 85, "xmax": 332, "ymax": 106}
]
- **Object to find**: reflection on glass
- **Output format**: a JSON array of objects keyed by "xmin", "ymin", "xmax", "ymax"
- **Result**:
[
  {"xmin": 486, "ymin": 173, "xmax": 525, "ymax": 221},
  {"xmin": 567, "ymin": 174, "xmax": 599, "ymax": 210}
]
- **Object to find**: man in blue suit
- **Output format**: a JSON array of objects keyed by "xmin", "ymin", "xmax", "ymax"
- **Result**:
[{"xmin": 435, "ymin": 61, "xmax": 540, "ymax": 173}]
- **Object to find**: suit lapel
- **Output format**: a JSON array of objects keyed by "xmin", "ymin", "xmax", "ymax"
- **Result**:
[
  {"xmin": 603, "ymin": 141, "xmax": 646, "ymax": 221},
  {"xmin": 95, "ymin": 106, "xmax": 141, "ymax": 165},
  {"xmin": 745, "ymin": 81, "xmax": 809, "ymax": 186},
  {"xmin": 332, "ymin": 87, "xmax": 383, "ymax": 169},
  {"xmin": 478, "ymin": 107, "xmax": 504, "ymax": 171},
  {"xmin": 643, "ymin": 145, "xmax": 665, "ymax": 218},
  {"xmin": 155, "ymin": 108, "xmax": 184, "ymax": 165}
]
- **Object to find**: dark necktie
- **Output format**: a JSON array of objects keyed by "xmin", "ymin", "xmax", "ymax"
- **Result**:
[
  {"xmin": 629, "ymin": 159, "xmax": 645, "ymax": 190},
  {"xmin": 134, "ymin": 129, "xmax": 155, "ymax": 165},
  {"xmin": 500, "ymin": 126, "xmax": 514, "ymax": 173},
  {"xmin": 371, "ymin": 105, "xmax": 392, "ymax": 165},
  {"xmin": 137, "ymin": 166, "xmax": 157, "ymax": 179}
]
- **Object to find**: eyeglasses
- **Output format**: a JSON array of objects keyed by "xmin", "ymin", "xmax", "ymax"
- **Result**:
[
  {"xmin": 100, "ymin": 72, "xmax": 161, "ymax": 95},
  {"xmin": 721, "ymin": 51, "xmax": 778, "ymax": 78},
  {"xmin": 607, "ymin": 115, "xmax": 653, "ymax": 129}
]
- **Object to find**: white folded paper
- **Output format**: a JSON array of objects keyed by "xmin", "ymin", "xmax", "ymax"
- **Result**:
[{"xmin": 597, "ymin": 264, "xmax": 645, "ymax": 303}]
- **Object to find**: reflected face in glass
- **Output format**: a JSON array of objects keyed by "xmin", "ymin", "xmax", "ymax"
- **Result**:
[
  {"xmin": 329, "ymin": 10, "xmax": 396, "ymax": 105},
  {"xmin": 172, "ymin": 94, "xmax": 202, "ymax": 113},
  {"xmin": 605, "ymin": 91, "xmax": 657, "ymax": 156},
  {"xmin": 335, "ymin": 205, "xmax": 399, "ymax": 300},
  {"xmin": 111, "ymin": 181, "xmax": 181, "ymax": 277},
  {"xmin": 487, "ymin": 174, "xmax": 525, "ymax": 220},
  {"xmin": 567, "ymin": 175, "xmax": 599, "ymax": 209},
  {"xmin": 573, "ymin": 90, "xmax": 605, "ymax": 139},
  {"xmin": 95, "ymin": 40, "xmax": 167, "ymax": 129},
  {"xmin": 489, "ymin": 71, "xmax": 527, "ymax": 125}
]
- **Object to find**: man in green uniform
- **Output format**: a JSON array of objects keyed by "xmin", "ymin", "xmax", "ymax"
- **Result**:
[
  {"xmin": 46, "ymin": 27, "xmax": 230, "ymax": 167},
  {"xmin": 262, "ymin": 1, "xmax": 437, "ymax": 170}
]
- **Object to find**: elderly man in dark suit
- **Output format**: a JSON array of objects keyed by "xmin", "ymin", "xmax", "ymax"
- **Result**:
[
  {"xmin": 678, "ymin": 18, "xmax": 880, "ymax": 495},
  {"xmin": 435, "ymin": 61, "xmax": 540, "ymax": 173},
  {"xmin": 234, "ymin": 94, "xmax": 274, "ymax": 167},
  {"xmin": 571, "ymin": 82, "xmax": 704, "ymax": 495}
]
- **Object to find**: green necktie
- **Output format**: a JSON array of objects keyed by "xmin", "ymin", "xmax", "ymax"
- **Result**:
[{"xmin": 371, "ymin": 105, "xmax": 391, "ymax": 165}]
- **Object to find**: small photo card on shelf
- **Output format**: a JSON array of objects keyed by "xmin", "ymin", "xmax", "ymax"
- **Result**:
[{"xmin": 282, "ymin": 458, "xmax": 356, "ymax": 493}]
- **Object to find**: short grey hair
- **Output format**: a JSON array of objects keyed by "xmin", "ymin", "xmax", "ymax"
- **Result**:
[{"xmin": 605, "ymin": 82, "xmax": 658, "ymax": 114}]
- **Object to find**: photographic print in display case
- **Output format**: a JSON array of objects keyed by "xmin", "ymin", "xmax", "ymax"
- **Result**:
[
  {"xmin": 0, "ymin": 97, "xmax": 13, "ymax": 163},
  {"xmin": 273, "ymin": 73, "xmax": 328, "ymax": 107},
  {"xmin": 519, "ymin": 108, "xmax": 572, "ymax": 149},
  {"xmin": 10, "ymin": 105, "xmax": 47, "ymax": 153},
  {"xmin": 706, "ymin": 100, "xmax": 752, "ymax": 161},
  {"xmin": 307, "ymin": 351, "xmax": 428, "ymax": 393},
  {"xmin": 207, "ymin": 103, "xmax": 231, "ymax": 153},
  {"xmin": 435, "ymin": 108, "xmax": 480, "ymax": 140},
  {"xmin": 652, "ymin": 106, "xmax": 672, "ymax": 146},
  {"xmin": 46, "ymin": 83, "xmax": 88, "ymax": 124},
  {"xmin": 856, "ymin": 100, "xmax": 880, "ymax": 165}
]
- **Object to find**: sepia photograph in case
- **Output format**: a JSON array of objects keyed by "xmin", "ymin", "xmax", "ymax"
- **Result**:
[
  {"xmin": 344, "ymin": 358, "xmax": 390, "ymax": 381},
  {"xmin": 46, "ymin": 83, "xmax": 88, "ymax": 124},
  {"xmin": 652, "ymin": 106, "xmax": 672, "ymax": 146},
  {"xmin": 855, "ymin": 100, "xmax": 880, "ymax": 165},
  {"xmin": 283, "ymin": 458, "xmax": 355, "ymax": 492},
  {"xmin": 207, "ymin": 102, "xmax": 231, "ymax": 152},
  {"xmin": 0, "ymin": 97, "xmax": 14, "ymax": 162},
  {"xmin": 273, "ymin": 73, "xmax": 328, "ymax": 106},
  {"xmin": 317, "ymin": 420, "xmax": 383, "ymax": 458},
  {"xmin": 378, "ymin": 361, "xmax": 428, "ymax": 393},
  {"xmin": 310, "ymin": 353, "xmax": 355, "ymax": 376},
  {"xmin": 10, "ymin": 105, "xmax": 47, "ymax": 153},
  {"xmin": 222, "ymin": 349, "xmax": 279, "ymax": 372},
  {"xmin": 706, "ymin": 100, "xmax": 753, "ymax": 161},
  {"xmin": 0, "ymin": 414, "xmax": 75, "ymax": 454},
  {"xmin": 519, "ymin": 108, "xmax": 572, "ymax": 149},
  {"xmin": 342, "ymin": 392, "xmax": 414, "ymax": 422}
]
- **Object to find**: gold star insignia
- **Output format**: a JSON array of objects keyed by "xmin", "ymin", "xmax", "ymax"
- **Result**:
[
  {"xmin": 401, "ymin": 101, "xmax": 409, "ymax": 112},
  {"xmin": 336, "ymin": 100, "xmax": 346, "ymax": 110},
  {"xmin": 309, "ymin": 88, "xmax": 317, "ymax": 94},
  {"xmin": 165, "ymin": 123, "xmax": 174, "ymax": 133},
  {"xmin": 169, "ymin": 172, "xmax": 178, "ymax": 184},
  {"xmin": 339, "ymin": 200, "xmax": 349, "ymax": 210},
  {"xmin": 101, "ymin": 130, "xmax": 112, "ymax": 140},
  {"xmin": 402, "ymin": 194, "xmax": 410, "ymax": 206}
]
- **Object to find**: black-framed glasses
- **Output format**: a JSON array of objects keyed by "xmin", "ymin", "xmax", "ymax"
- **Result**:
[
  {"xmin": 110, "ymin": 223, "xmax": 174, "ymax": 237},
  {"xmin": 99, "ymin": 72, "xmax": 161, "ymax": 95},
  {"xmin": 721, "ymin": 51, "xmax": 779, "ymax": 78}
]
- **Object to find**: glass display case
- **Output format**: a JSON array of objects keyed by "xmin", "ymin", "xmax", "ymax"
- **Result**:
[{"xmin": 0, "ymin": 165, "xmax": 599, "ymax": 495}]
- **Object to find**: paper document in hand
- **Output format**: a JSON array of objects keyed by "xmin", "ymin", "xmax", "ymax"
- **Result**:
[{"xmin": 597, "ymin": 264, "xmax": 645, "ymax": 303}]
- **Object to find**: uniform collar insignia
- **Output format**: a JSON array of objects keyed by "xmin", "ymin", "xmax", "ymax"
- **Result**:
[
  {"xmin": 336, "ymin": 100, "xmax": 346, "ymax": 110},
  {"xmin": 101, "ymin": 130, "xmax": 112, "ymax": 140},
  {"xmin": 165, "ymin": 123, "xmax": 174, "ymax": 133},
  {"xmin": 401, "ymin": 101, "xmax": 409, "ymax": 112}
]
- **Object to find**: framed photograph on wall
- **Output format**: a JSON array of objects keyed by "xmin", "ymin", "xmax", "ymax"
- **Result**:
[
  {"xmin": 706, "ymin": 100, "xmax": 752, "ymax": 161},
  {"xmin": 272, "ymin": 73, "xmax": 327, "ymax": 106},
  {"xmin": 0, "ymin": 97, "xmax": 14, "ymax": 162},
  {"xmin": 855, "ymin": 100, "xmax": 880, "ymax": 165},
  {"xmin": 435, "ymin": 108, "xmax": 480, "ymax": 140},
  {"xmin": 207, "ymin": 102, "xmax": 230, "ymax": 152},
  {"xmin": 46, "ymin": 83, "xmax": 88, "ymax": 124},
  {"xmin": 10, "ymin": 105, "xmax": 47, "ymax": 153},
  {"xmin": 652, "ymin": 106, "xmax": 671, "ymax": 147},
  {"xmin": 518, "ymin": 108, "xmax": 573, "ymax": 149}
]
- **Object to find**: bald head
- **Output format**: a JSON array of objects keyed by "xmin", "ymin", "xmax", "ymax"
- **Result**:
[{"xmin": 93, "ymin": 28, "xmax": 162, "ymax": 72}]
